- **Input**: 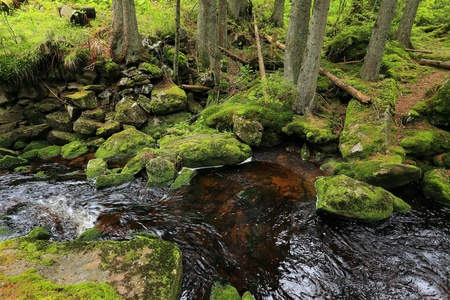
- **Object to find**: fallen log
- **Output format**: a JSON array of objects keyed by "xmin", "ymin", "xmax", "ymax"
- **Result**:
[
  {"xmin": 59, "ymin": 5, "xmax": 89, "ymax": 26},
  {"xmin": 263, "ymin": 33, "xmax": 371, "ymax": 104},
  {"xmin": 319, "ymin": 68, "xmax": 371, "ymax": 104},
  {"xmin": 418, "ymin": 59, "xmax": 450, "ymax": 70},
  {"xmin": 405, "ymin": 48, "xmax": 433, "ymax": 54},
  {"xmin": 219, "ymin": 46, "xmax": 250, "ymax": 64},
  {"xmin": 337, "ymin": 59, "xmax": 364, "ymax": 65},
  {"xmin": 0, "ymin": 0, "xmax": 15, "ymax": 12},
  {"xmin": 180, "ymin": 84, "xmax": 212, "ymax": 91}
]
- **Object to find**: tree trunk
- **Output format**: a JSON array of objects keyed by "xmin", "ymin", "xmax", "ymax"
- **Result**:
[
  {"xmin": 218, "ymin": 0, "xmax": 227, "ymax": 48},
  {"xmin": 109, "ymin": 0, "xmax": 141, "ymax": 60},
  {"xmin": 228, "ymin": 0, "xmax": 241, "ymax": 20},
  {"xmin": 360, "ymin": 0, "xmax": 398, "ymax": 81},
  {"xmin": 292, "ymin": 0, "xmax": 330, "ymax": 115},
  {"xmin": 239, "ymin": 0, "xmax": 251, "ymax": 21},
  {"xmin": 197, "ymin": 0, "xmax": 219, "ymax": 84},
  {"xmin": 396, "ymin": 0, "xmax": 421, "ymax": 48},
  {"xmin": 270, "ymin": 0, "xmax": 286, "ymax": 27},
  {"xmin": 284, "ymin": 0, "xmax": 312, "ymax": 84},
  {"xmin": 173, "ymin": 0, "xmax": 181, "ymax": 84}
]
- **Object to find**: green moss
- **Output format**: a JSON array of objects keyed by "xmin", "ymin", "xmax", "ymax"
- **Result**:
[
  {"xmin": 37, "ymin": 145, "xmax": 61, "ymax": 160},
  {"xmin": 164, "ymin": 47, "xmax": 188, "ymax": 69},
  {"xmin": 95, "ymin": 128, "xmax": 155, "ymax": 159},
  {"xmin": 400, "ymin": 122, "xmax": 450, "ymax": 157},
  {"xmin": 95, "ymin": 173, "xmax": 135, "ymax": 189},
  {"xmin": 150, "ymin": 85, "xmax": 187, "ymax": 115},
  {"xmin": 315, "ymin": 175, "xmax": 410, "ymax": 222},
  {"xmin": 0, "ymin": 155, "xmax": 28, "ymax": 169},
  {"xmin": 141, "ymin": 112, "xmax": 191, "ymax": 140},
  {"xmin": 27, "ymin": 227, "xmax": 51, "ymax": 240},
  {"xmin": 23, "ymin": 140, "xmax": 51, "ymax": 152},
  {"xmin": 421, "ymin": 169, "xmax": 450, "ymax": 206},
  {"xmin": 139, "ymin": 62, "xmax": 163, "ymax": 78},
  {"xmin": 211, "ymin": 283, "xmax": 240, "ymax": 300},
  {"xmin": 86, "ymin": 159, "xmax": 108, "ymax": 179},
  {"xmin": 283, "ymin": 115, "xmax": 336, "ymax": 145},
  {"xmin": 170, "ymin": 168, "xmax": 196, "ymax": 191},
  {"xmin": 14, "ymin": 165, "xmax": 31, "ymax": 172},
  {"xmin": 0, "ymin": 135, "xmax": 13, "ymax": 149},
  {"xmin": 146, "ymin": 157, "xmax": 178, "ymax": 188},
  {"xmin": 61, "ymin": 141, "xmax": 89, "ymax": 159},
  {"xmin": 122, "ymin": 149, "xmax": 155, "ymax": 175},
  {"xmin": 242, "ymin": 291, "xmax": 255, "ymax": 300},
  {"xmin": 76, "ymin": 228, "xmax": 103, "ymax": 242}
]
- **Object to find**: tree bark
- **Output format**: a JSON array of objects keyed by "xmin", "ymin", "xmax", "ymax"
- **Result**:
[
  {"xmin": 109, "ymin": 0, "xmax": 142, "ymax": 60},
  {"xmin": 173, "ymin": 0, "xmax": 181, "ymax": 84},
  {"xmin": 197, "ymin": 0, "xmax": 219, "ymax": 84},
  {"xmin": 228, "ymin": 0, "xmax": 241, "ymax": 20},
  {"xmin": 218, "ymin": 0, "xmax": 228, "ymax": 48},
  {"xmin": 360, "ymin": 0, "xmax": 398, "ymax": 81},
  {"xmin": 270, "ymin": 0, "xmax": 286, "ymax": 27},
  {"xmin": 396, "ymin": 0, "xmax": 421, "ymax": 48},
  {"xmin": 292, "ymin": 0, "xmax": 330, "ymax": 115},
  {"xmin": 284, "ymin": 0, "xmax": 312, "ymax": 84}
]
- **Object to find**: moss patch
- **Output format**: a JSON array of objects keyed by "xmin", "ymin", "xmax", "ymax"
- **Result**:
[
  {"xmin": 61, "ymin": 141, "xmax": 89, "ymax": 159},
  {"xmin": 170, "ymin": 168, "xmax": 196, "ymax": 191},
  {"xmin": 95, "ymin": 128, "xmax": 155, "ymax": 159},
  {"xmin": 283, "ymin": 115, "xmax": 336, "ymax": 145},
  {"xmin": 421, "ymin": 168, "xmax": 450, "ymax": 206},
  {"xmin": 145, "ymin": 157, "xmax": 178, "ymax": 188},
  {"xmin": 95, "ymin": 173, "xmax": 135, "ymax": 189},
  {"xmin": 400, "ymin": 121, "xmax": 450, "ymax": 157}
]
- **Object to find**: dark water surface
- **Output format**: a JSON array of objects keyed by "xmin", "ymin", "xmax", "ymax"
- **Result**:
[{"xmin": 0, "ymin": 148, "xmax": 449, "ymax": 299}]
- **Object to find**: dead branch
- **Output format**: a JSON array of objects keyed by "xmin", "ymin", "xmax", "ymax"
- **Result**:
[
  {"xmin": 337, "ymin": 59, "xmax": 364, "ymax": 65},
  {"xmin": 418, "ymin": 59, "xmax": 450, "ymax": 70},
  {"xmin": 179, "ymin": 84, "xmax": 212, "ymax": 91},
  {"xmin": 405, "ymin": 48, "xmax": 433, "ymax": 54},
  {"xmin": 262, "ymin": 33, "xmax": 285, "ymax": 51},
  {"xmin": 219, "ymin": 46, "xmax": 250, "ymax": 64}
]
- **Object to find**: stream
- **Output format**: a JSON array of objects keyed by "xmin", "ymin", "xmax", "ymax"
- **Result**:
[{"xmin": 0, "ymin": 147, "xmax": 449, "ymax": 299}]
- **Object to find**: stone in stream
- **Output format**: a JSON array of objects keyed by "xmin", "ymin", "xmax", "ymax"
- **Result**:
[
  {"xmin": 140, "ymin": 111, "xmax": 191, "ymax": 140},
  {"xmin": 170, "ymin": 168, "xmax": 197, "ymax": 191},
  {"xmin": 95, "ymin": 173, "xmax": 135, "ymax": 189},
  {"xmin": 86, "ymin": 158, "xmax": 108, "ymax": 179},
  {"xmin": 233, "ymin": 115, "xmax": 264, "ymax": 147},
  {"xmin": 76, "ymin": 228, "xmax": 103, "ymax": 241},
  {"xmin": 0, "ymin": 233, "xmax": 182, "ymax": 299},
  {"xmin": 315, "ymin": 175, "xmax": 411, "ymax": 222},
  {"xmin": 61, "ymin": 141, "xmax": 89, "ymax": 159},
  {"xmin": 145, "ymin": 157, "xmax": 178, "ymax": 188},
  {"xmin": 0, "ymin": 155, "xmax": 28, "ymax": 169},
  {"xmin": 283, "ymin": 114, "xmax": 336, "ymax": 145},
  {"xmin": 421, "ymin": 168, "xmax": 450, "ymax": 206}
]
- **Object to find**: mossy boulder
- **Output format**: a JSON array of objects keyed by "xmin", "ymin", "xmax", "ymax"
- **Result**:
[
  {"xmin": 76, "ymin": 228, "xmax": 103, "ymax": 241},
  {"xmin": 315, "ymin": 175, "xmax": 411, "ymax": 222},
  {"xmin": 410, "ymin": 79, "xmax": 450, "ymax": 127},
  {"xmin": 136, "ymin": 94, "xmax": 153, "ymax": 114},
  {"xmin": 158, "ymin": 133, "xmax": 252, "ymax": 168},
  {"xmin": 23, "ymin": 140, "xmax": 50, "ymax": 152},
  {"xmin": 333, "ymin": 155, "xmax": 422, "ymax": 189},
  {"xmin": 170, "ymin": 168, "xmax": 196, "ymax": 191},
  {"xmin": 0, "ymin": 135, "xmax": 13, "ymax": 149},
  {"xmin": 65, "ymin": 90, "xmax": 99, "ymax": 109},
  {"xmin": 140, "ymin": 112, "xmax": 191, "ymax": 139},
  {"xmin": 138, "ymin": 62, "xmax": 164, "ymax": 79},
  {"xmin": 95, "ymin": 128, "xmax": 155, "ymax": 159},
  {"xmin": 0, "ymin": 155, "xmax": 28, "ymax": 169},
  {"xmin": 339, "ymin": 100, "xmax": 390, "ymax": 160},
  {"xmin": 0, "ymin": 147, "xmax": 18, "ymax": 156},
  {"xmin": 37, "ymin": 145, "xmax": 61, "ymax": 160},
  {"xmin": 46, "ymin": 130, "xmax": 84, "ymax": 146},
  {"xmin": 86, "ymin": 158, "xmax": 108, "ymax": 179},
  {"xmin": 0, "ymin": 235, "xmax": 182, "ymax": 299},
  {"xmin": 421, "ymin": 169, "xmax": 450, "ymax": 206},
  {"xmin": 122, "ymin": 149, "xmax": 155, "ymax": 175},
  {"xmin": 233, "ymin": 115, "xmax": 264, "ymax": 147},
  {"xmin": 96, "ymin": 120, "xmax": 121, "ymax": 137},
  {"xmin": 27, "ymin": 227, "xmax": 52, "ymax": 240},
  {"xmin": 114, "ymin": 98, "xmax": 148, "ymax": 127},
  {"xmin": 400, "ymin": 121, "xmax": 450, "ymax": 157},
  {"xmin": 211, "ymin": 283, "xmax": 240, "ymax": 300},
  {"xmin": 150, "ymin": 85, "xmax": 187, "ymax": 115},
  {"xmin": 82, "ymin": 108, "xmax": 106, "ymax": 122},
  {"xmin": 164, "ymin": 47, "xmax": 188, "ymax": 69},
  {"xmin": 145, "ymin": 157, "xmax": 178, "ymax": 188},
  {"xmin": 283, "ymin": 115, "xmax": 336, "ymax": 145},
  {"xmin": 45, "ymin": 111, "xmax": 73, "ymax": 132},
  {"xmin": 95, "ymin": 173, "xmax": 135, "ymax": 189},
  {"xmin": 73, "ymin": 117, "xmax": 103, "ymax": 136},
  {"xmin": 61, "ymin": 141, "xmax": 89, "ymax": 159}
]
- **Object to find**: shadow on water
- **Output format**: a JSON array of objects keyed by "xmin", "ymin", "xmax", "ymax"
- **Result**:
[{"xmin": 0, "ymin": 147, "xmax": 449, "ymax": 299}]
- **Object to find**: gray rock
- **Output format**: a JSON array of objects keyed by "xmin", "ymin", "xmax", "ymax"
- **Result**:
[
  {"xmin": 65, "ymin": 90, "xmax": 99, "ymax": 109},
  {"xmin": 46, "ymin": 111, "xmax": 73, "ymax": 132},
  {"xmin": 47, "ymin": 130, "xmax": 84, "ymax": 145},
  {"xmin": 0, "ymin": 104, "xmax": 24, "ymax": 124},
  {"xmin": 233, "ymin": 115, "xmax": 264, "ymax": 147},
  {"xmin": 114, "ymin": 99, "xmax": 148, "ymax": 127},
  {"xmin": 73, "ymin": 117, "xmax": 103, "ymax": 136}
]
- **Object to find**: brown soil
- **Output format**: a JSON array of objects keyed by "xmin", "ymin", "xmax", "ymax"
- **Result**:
[{"xmin": 395, "ymin": 69, "xmax": 448, "ymax": 116}]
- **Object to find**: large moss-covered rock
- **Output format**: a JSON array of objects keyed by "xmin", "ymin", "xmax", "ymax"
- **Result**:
[
  {"xmin": 114, "ymin": 98, "xmax": 148, "ymax": 127},
  {"xmin": 315, "ymin": 175, "xmax": 410, "ymax": 222},
  {"xmin": 164, "ymin": 47, "xmax": 188, "ymax": 69},
  {"xmin": 23, "ymin": 140, "xmax": 50, "ymax": 152},
  {"xmin": 96, "ymin": 120, "xmax": 121, "ymax": 137},
  {"xmin": 45, "ymin": 111, "xmax": 73, "ymax": 132},
  {"xmin": 82, "ymin": 108, "xmax": 106, "ymax": 122},
  {"xmin": 95, "ymin": 128, "xmax": 155, "ymax": 159},
  {"xmin": 61, "ymin": 141, "xmax": 89, "ymax": 159},
  {"xmin": 122, "ymin": 149, "xmax": 155, "ymax": 175},
  {"xmin": 65, "ymin": 90, "xmax": 99, "ymax": 109},
  {"xmin": 283, "ymin": 115, "xmax": 336, "ymax": 145},
  {"xmin": 410, "ymin": 80, "xmax": 450, "ymax": 126},
  {"xmin": 0, "ymin": 235, "xmax": 182, "ymax": 299},
  {"xmin": 233, "ymin": 115, "xmax": 264, "ymax": 146},
  {"xmin": 211, "ymin": 283, "xmax": 240, "ymax": 300},
  {"xmin": 145, "ymin": 157, "xmax": 178, "ymax": 188},
  {"xmin": 333, "ymin": 154, "xmax": 422, "ymax": 189},
  {"xmin": 38, "ymin": 145, "xmax": 61, "ymax": 160},
  {"xmin": 339, "ymin": 100, "xmax": 390, "ymax": 160},
  {"xmin": 400, "ymin": 121, "xmax": 450, "ymax": 157},
  {"xmin": 86, "ymin": 158, "xmax": 108, "ymax": 179},
  {"xmin": 158, "ymin": 133, "xmax": 252, "ymax": 168},
  {"xmin": 73, "ymin": 117, "xmax": 103, "ymax": 136},
  {"xmin": 0, "ymin": 155, "xmax": 28, "ymax": 169},
  {"xmin": 47, "ymin": 130, "xmax": 84, "ymax": 145},
  {"xmin": 0, "ymin": 135, "xmax": 13, "ymax": 149},
  {"xmin": 27, "ymin": 227, "xmax": 51, "ymax": 240},
  {"xmin": 421, "ymin": 169, "xmax": 450, "ymax": 206},
  {"xmin": 95, "ymin": 173, "xmax": 135, "ymax": 189},
  {"xmin": 76, "ymin": 228, "xmax": 103, "ymax": 241},
  {"xmin": 150, "ymin": 85, "xmax": 187, "ymax": 115},
  {"xmin": 140, "ymin": 112, "xmax": 191, "ymax": 139},
  {"xmin": 170, "ymin": 168, "xmax": 196, "ymax": 191},
  {"xmin": 138, "ymin": 62, "xmax": 163, "ymax": 79}
]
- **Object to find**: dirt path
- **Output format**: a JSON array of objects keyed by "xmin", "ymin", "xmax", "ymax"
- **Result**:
[{"xmin": 395, "ymin": 68, "xmax": 449, "ymax": 116}]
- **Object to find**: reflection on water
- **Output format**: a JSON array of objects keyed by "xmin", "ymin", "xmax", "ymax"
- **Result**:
[{"xmin": 0, "ymin": 148, "xmax": 449, "ymax": 299}]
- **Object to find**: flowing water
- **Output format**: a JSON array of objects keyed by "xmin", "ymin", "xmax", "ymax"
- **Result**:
[{"xmin": 0, "ymin": 148, "xmax": 449, "ymax": 299}]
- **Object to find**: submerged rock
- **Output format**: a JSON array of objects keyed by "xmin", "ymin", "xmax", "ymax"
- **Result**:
[
  {"xmin": 145, "ymin": 157, "xmax": 178, "ymax": 188},
  {"xmin": 170, "ymin": 168, "xmax": 196, "ymax": 191},
  {"xmin": 315, "ymin": 175, "xmax": 410, "ymax": 222},
  {"xmin": 95, "ymin": 128, "xmax": 155, "ymax": 159},
  {"xmin": 158, "ymin": 133, "xmax": 252, "ymax": 168},
  {"xmin": 0, "ymin": 234, "xmax": 182, "ymax": 299},
  {"xmin": 421, "ymin": 169, "xmax": 450, "ymax": 206}
]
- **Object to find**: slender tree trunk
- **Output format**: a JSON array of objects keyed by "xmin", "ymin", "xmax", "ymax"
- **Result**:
[
  {"xmin": 109, "ymin": 0, "xmax": 142, "ymax": 60},
  {"xmin": 229, "ymin": 0, "xmax": 241, "ymax": 20},
  {"xmin": 284, "ymin": 0, "xmax": 312, "ymax": 84},
  {"xmin": 173, "ymin": 0, "xmax": 181, "ymax": 84},
  {"xmin": 218, "ymin": 0, "xmax": 228, "ymax": 48},
  {"xmin": 292, "ymin": 0, "xmax": 331, "ymax": 115},
  {"xmin": 198, "ymin": 0, "xmax": 219, "ymax": 84},
  {"xmin": 239, "ymin": 0, "xmax": 251, "ymax": 20},
  {"xmin": 270, "ymin": 0, "xmax": 286, "ymax": 27},
  {"xmin": 360, "ymin": 0, "xmax": 398, "ymax": 81},
  {"xmin": 396, "ymin": 0, "xmax": 421, "ymax": 48}
]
